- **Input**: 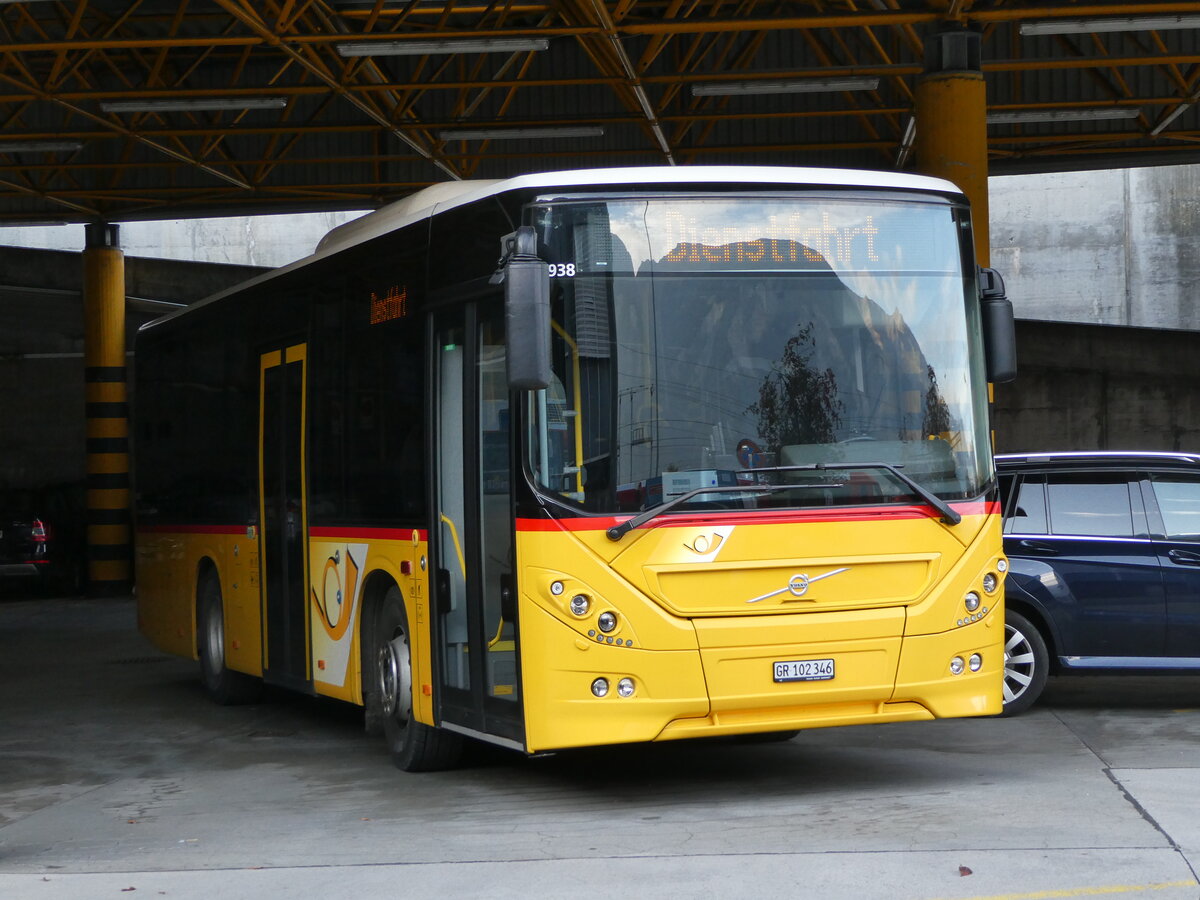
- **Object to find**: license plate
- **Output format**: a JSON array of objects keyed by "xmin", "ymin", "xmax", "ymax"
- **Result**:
[{"xmin": 774, "ymin": 658, "xmax": 835, "ymax": 682}]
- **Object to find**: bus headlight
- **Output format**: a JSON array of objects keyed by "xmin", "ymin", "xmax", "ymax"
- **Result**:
[
  {"xmin": 949, "ymin": 656, "xmax": 965, "ymax": 675},
  {"xmin": 969, "ymin": 653, "xmax": 983, "ymax": 672},
  {"xmin": 597, "ymin": 611, "xmax": 618, "ymax": 633},
  {"xmin": 983, "ymin": 573, "xmax": 999, "ymax": 594},
  {"xmin": 617, "ymin": 678, "xmax": 635, "ymax": 698},
  {"xmin": 965, "ymin": 592, "xmax": 981, "ymax": 613},
  {"xmin": 569, "ymin": 594, "xmax": 591, "ymax": 616},
  {"xmin": 591, "ymin": 678, "xmax": 609, "ymax": 697}
]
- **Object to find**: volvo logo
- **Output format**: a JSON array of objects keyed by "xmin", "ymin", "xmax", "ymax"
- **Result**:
[{"xmin": 746, "ymin": 567, "xmax": 850, "ymax": 604}]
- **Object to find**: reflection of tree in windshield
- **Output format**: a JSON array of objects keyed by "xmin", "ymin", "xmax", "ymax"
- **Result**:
[
  {"xmin": 749, "ymin": 323, "xmax": 843, "ymax": 447},
  {"xmin": 923, "ymin": 365, "xmax": 951, "ymax": 438}
]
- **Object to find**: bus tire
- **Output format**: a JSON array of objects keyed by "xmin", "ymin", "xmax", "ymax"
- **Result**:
[
  {"xmin": 374, "ymin": 586, "xmax": 462, "ymax": 772},
  {"xmin": 197, "ymin": 571, "xmax": 261, "ymax": 705},
  {"xmin": 1001, "ymin": 610, "xmax": 1048, "ymax": 716}
]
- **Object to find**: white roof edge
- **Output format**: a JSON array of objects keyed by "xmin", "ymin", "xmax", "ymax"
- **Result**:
[
  {"xmin": 139, "ymin": 165, "xmax": 963, "ymax": 333},
  {"xmin": 314, "ymin": 165, "xmax": 963, "ymax": 259}
]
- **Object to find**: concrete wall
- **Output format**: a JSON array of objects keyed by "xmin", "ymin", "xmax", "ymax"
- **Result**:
[
  {"xmin": 0, "ymin": 247, "xmax": 266, "ymax": 489},
  {"xmin": 991, "ymin": 165, "xmax": 1200, "ymax": 330},
  {"xmin": 993, "ymin": 320, "xmax": 1200, "ymax": 454},
  {"xmin": 0, "ymin": 209, "xmax": 366, "ymax": 269},
  {"xmin": 4, "ymin": 168, "xmax": 1200, "ymax": 492}
]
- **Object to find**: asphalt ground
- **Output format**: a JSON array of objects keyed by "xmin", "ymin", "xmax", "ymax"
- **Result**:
[{"xmin": 1, "ymin": 592, "xmax": 1199, "ymax": 900}]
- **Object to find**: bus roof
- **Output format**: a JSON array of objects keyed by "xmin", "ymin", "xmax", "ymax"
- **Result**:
[
  {"xmin": 315, "ymin": 165, "xmax": 963, "ymax": 258},
  {"xmin": 139, "ymin": 165, "xmax": 963, "ymax": 333}
]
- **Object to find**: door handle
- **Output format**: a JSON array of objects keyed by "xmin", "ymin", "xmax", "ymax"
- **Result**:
[
  {"xmin": 499, "ymin": 573, "xmax": 517, "ymax": 622},
  {"xmin": 435, "ymin": 568, "xmax": 452, "ymax": 614},
  {"xmin": 1017, "ymin": 539, "xmax": 1058, "ymax": 554},
  {"xmin": 1167, "ymin": 548, "xmax": 1200, "ymax": 566}
]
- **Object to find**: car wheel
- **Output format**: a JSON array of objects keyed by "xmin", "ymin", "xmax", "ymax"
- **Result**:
[
  {"xmin": 197, "ymin": 572, "xmax": 261, "ymax": 705},
  {"xmin": 1001, "ymin": 610, "xmax": 1049, "ymax": 716},
  {"xmin": 373, "ymin": 586, "xmax": 462, "ymax": 772}
]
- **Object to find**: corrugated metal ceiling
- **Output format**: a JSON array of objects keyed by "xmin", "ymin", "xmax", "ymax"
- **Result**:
[{"xmin": 4, "ymin": 0, "xmax": 1200, "ymax": 222}]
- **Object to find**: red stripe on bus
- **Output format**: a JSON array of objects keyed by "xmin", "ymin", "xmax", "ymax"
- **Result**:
[
  {"xmin": 515, "ymin": 500, "xmax": 999, "ymax": 533},
  {"xmin": 137, "ymin": 524, "xmax": 428, "ymax": 541},
  {"xmin": 309, "ymin": 527, "xmax": 427, "ymax": 541},
  {"xmin": 136, "ymin": 524, "xmax": 245, "ymax": 535}
]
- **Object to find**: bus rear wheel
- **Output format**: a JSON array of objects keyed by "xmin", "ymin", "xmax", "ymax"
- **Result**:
[
  {"xmin": 197, "ymin": 572, "xmax": 260, "ymax": 705},
  {"xmin": 374, "ymin": 587, "xmax": 462, "ymax": 772}
]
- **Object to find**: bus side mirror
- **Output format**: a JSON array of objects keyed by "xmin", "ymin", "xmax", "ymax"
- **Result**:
[
  {"xmin": 979, "ymin": 266, "xmax": 1017, "ymax": 384},
  {"xmin": 495, "ymin": 226, "xmax": 551, "ymax": 390}
]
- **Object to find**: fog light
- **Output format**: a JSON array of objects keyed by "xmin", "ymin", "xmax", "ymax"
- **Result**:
[
  {"xmin": 569, "ymin": 594, "xmax": 591, "ymax": 616},
  {"xmin": 591, "ymin": 677, "xmax": 609, "ymax": 697},
  {"xmin": 950, "ymin": 656, "xmax": 965, "ymax": 675},
  {"xmin": 969, "ymin": 653, "xmax": 983, "ymax": 672},
  {"xmin": 550, "ymin": 581, "xmax": 565, "ymax": 596},
  {"xmin": 598, "ymin": 611, "xmax": 618, "ymax": 633},
  {"xmin": 617, "ymin": 678, "xmax": 635, "ymax": 697},
  {"xmin": 965, "ymin": 592, "xmax": 981, "ymax": 613},
  {"xmin": 983, "ymin": 573, "xmax": 998, "ymax": 594}
]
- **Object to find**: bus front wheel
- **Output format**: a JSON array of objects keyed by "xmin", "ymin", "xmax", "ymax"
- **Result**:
[
  {"xmin": 374, "ymin": 587, "xmax": 462, "ymax": 772},
  {"xmin": 197, "ymin": 572, "xmax": 260, "ymax": 705}
]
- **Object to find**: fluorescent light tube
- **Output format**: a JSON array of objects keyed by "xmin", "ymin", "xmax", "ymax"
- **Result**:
[
  {"xmin": 1020, "ymin": 15, "xmax": 1200, "ymax": 36},
  {"xmin": 692, "ymin": 77, "xmax": 880, "ymax": 97},
  {"xmin": 336, "ymin": 38, "xmax": 549, "ymax": 57},
  {"xmin": 438, "ymin": 125, "xmax": 605, "ymax": 141},
  {"xmin": 987, "ymin": 108, "xmax": 1140, "ymax": 125},
  {"xmin": 99, "ymin": 97, "xmax": 288, "ymax": 113},
  {"xmin": 0, "ymin": 140, "xmax": 84, "ymax": 153}
]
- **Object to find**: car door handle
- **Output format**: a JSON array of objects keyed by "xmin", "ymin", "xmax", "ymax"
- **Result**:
[
  {"xmin": 1016, "ymin": 539, "xmax": 1058, "ymax": 554},
  {"xmin": 1167, "ymin": 548, "xmax": 1200, "ymax": 566}
]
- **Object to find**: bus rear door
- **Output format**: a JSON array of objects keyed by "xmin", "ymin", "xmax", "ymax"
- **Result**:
[{"xmin": 258, "ymin": 343, "xmax": 311, "ymax": 691}]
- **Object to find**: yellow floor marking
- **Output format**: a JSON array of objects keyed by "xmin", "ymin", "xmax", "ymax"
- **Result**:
[{"xmin": 935, "ymin": 880, "xmax": 1198, "ymax": 900}]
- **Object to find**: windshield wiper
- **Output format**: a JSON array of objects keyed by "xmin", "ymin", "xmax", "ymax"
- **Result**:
[
  {"xmin": 743, "ymin": 462, "xmax": 961, "ymax": 526},
  {"xmin": 605, "ymin": 483, "xmax": 834, "ymax": 542}
]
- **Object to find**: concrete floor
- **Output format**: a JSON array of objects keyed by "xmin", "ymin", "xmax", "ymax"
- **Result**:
[{"xmin": 2, "ymin": 594, "xmax": 1199, "ymax": 900}]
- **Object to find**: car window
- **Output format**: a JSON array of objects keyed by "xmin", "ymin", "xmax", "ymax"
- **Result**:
[
  {"xmin": 1046, "ymin": 474, "xmax": 1135, "ymax": 537},
  {"xmin": 1004, "ymin": 476, "xmax": 1047, "ymax": 535},
  {"xmin": 1149, "ymin": 473, "xmax": 1200, "ymax": 542}
]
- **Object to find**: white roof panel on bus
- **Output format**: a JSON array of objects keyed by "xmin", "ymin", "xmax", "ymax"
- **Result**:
[
  {"xmin": 141, "ymin": 165, "xmax": 965, "ymax": 331},
  {"xmin": 314, "ymin": 165, "xmax": 964, "ymax": 259}
]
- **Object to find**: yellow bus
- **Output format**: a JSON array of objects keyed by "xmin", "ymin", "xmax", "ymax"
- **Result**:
[{"xmin": 133, "ymin": 166, "xmax": 1016, "ymax": 771}]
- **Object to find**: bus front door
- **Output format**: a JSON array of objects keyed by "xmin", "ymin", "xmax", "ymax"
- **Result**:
[
  {"xmin": 432, "ymin": 301, "xmax": 524, "ymax": 748},
  {"xmin": 258, "ymin": 344, "xmax": 310, "ymax": 691}
]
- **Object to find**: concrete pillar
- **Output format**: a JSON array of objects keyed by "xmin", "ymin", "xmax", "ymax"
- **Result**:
[
  {"xmin": 914, "ymin": 26, "xmax": 989, "ymax": 267},
  {"xmin": 83, "ymin": 223, "xmax": 131, "ymax": 596}
]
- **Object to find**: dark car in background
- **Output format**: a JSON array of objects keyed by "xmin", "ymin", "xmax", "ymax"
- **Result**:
[
  {"xmin": 0, "ymin": 484, "xmax": 86, "ymax": 597},
  {"xmin": 998, "ymin": 452, "xmax": 1200, "ymax": 713}
]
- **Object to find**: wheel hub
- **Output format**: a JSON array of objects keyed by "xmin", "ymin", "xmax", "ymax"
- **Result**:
[{"xmin": 377, "ymin": 635, "xmax": 412, "ymax": 722}]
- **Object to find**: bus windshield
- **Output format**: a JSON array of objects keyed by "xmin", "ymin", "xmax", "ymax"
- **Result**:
[{"xmin": 527, "ymin": 195, "xmax": 992, "ymax": 515}]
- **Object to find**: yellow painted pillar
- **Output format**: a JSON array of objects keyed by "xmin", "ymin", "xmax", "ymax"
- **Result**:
[
  {"xmin": 83, "ymin": 223, "xmax": 131, "ymax": 596},
  {"xmin": 914, "ymin": 27, "xmax": 989, "ymax": 267}
]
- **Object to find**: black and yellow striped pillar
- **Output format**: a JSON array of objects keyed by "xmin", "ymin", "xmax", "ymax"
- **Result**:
[
  {"xmin": 83, "ymin": 223, "xmax": 132, "ymax": 596},
  {"xmin": 915, "ymin": 25, "xmax": 990, "ymax": 267}
]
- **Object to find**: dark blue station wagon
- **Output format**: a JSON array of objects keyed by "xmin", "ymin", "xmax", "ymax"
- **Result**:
[{"xmin": 998, "ymin": 452, "xmax": 1200, "ymax": 713}]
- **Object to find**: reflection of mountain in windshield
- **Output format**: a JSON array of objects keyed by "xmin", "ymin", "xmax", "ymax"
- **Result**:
[
  {"xmin": 530, "ymin": 198, "xmax": 984, "ymax": 515},
  {"xmin": 652, "ymin": 239, "xmax": 943, "ymax": 461}
]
